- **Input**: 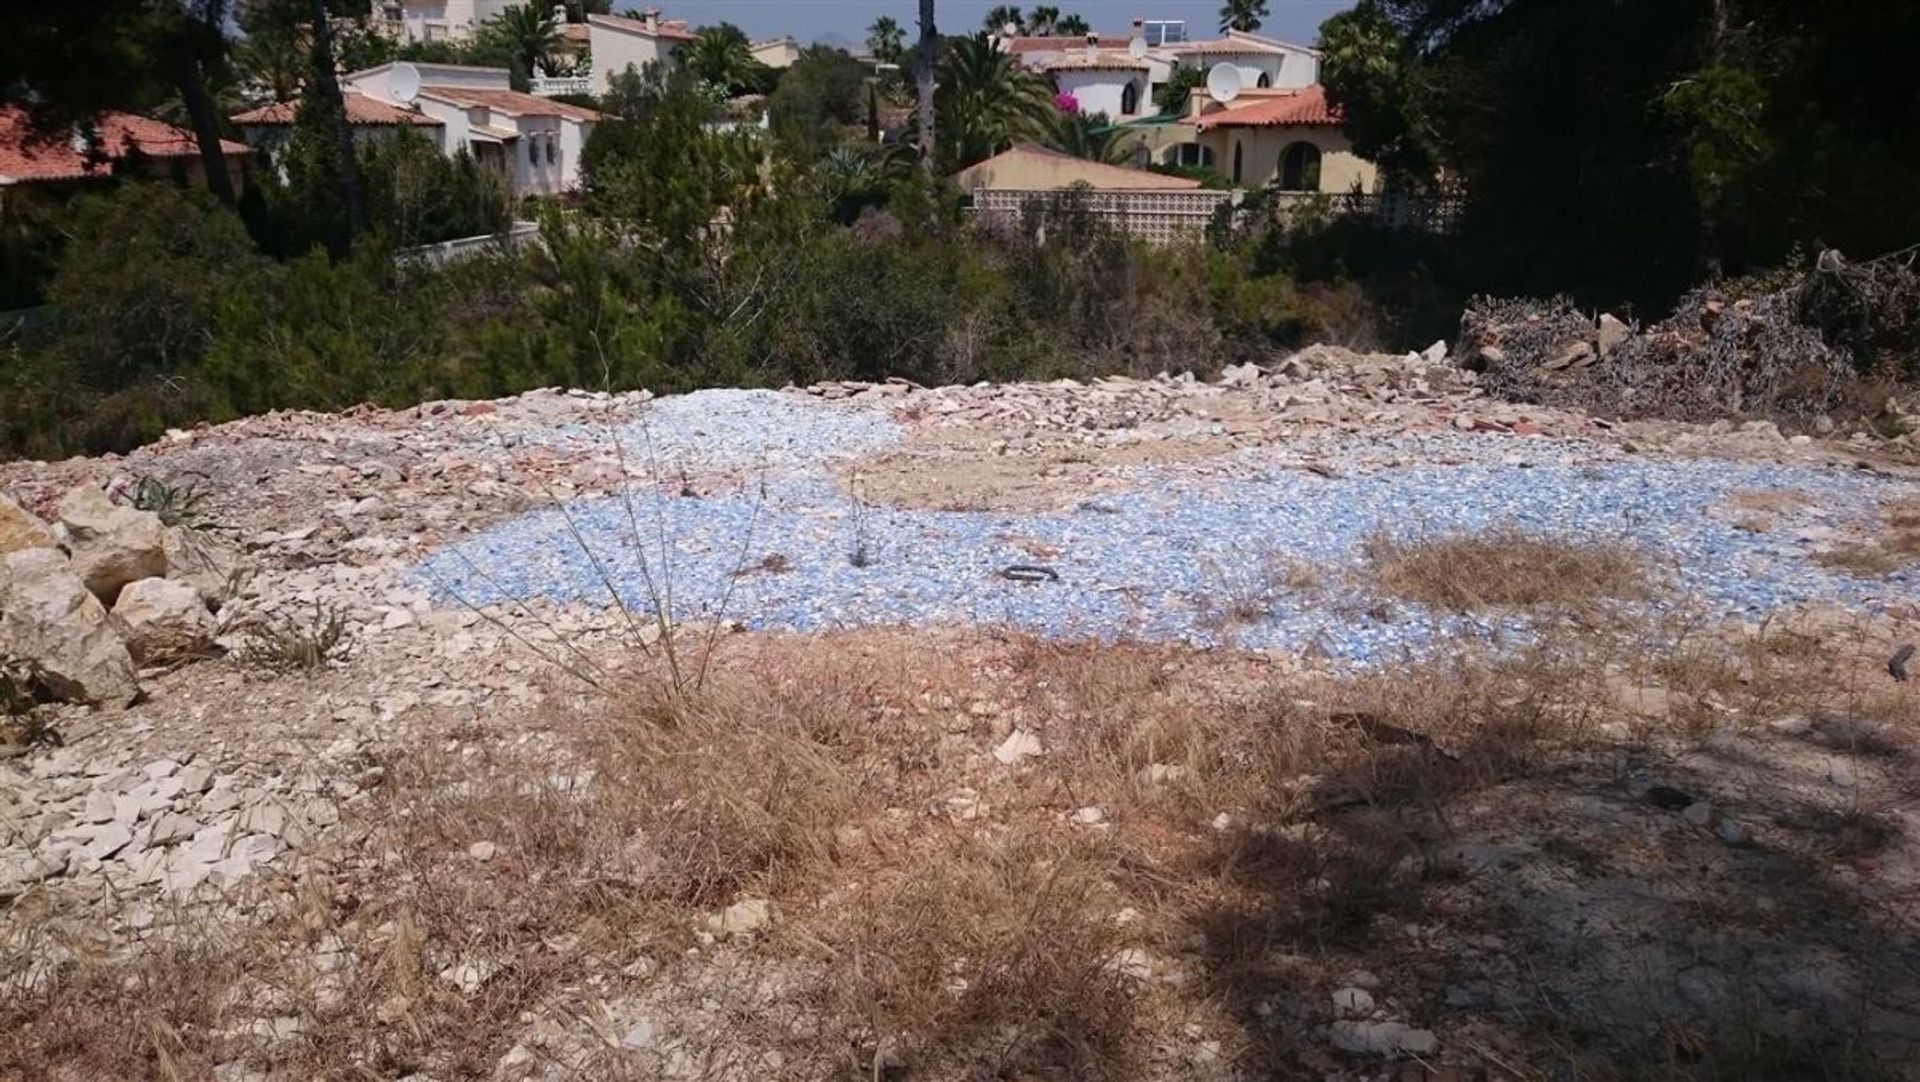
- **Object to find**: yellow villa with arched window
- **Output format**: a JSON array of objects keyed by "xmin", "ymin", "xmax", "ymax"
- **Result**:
[{"xmin": 1187, "ymin": 84, "xmax": 1378, "ymax": 194}]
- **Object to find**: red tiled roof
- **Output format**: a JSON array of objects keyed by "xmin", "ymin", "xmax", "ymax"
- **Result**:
[
  {"xmin": 1036, "ymin": 51, "xmax": 1150, "ymax": 72},
  {"xmin": 0, "ymin": 107, "xmax": 248, "ymax": 184},
  {"xmin": 588, "ymin": 11, "xmax": 696, "ymax": 42},
  {"xmin": 417, "ymin": 87, "xmax": 602, "ymax": 123},
  {"xmin": 232, "ymin": 92, "xmax": 443, "ymax": 127},
  {"xmin": 1004, "ymin": 34, "xmax": 1130, "ymax": 53},
  {"xmin": 561, "ymin": 23, "xmax": 590, "ymax": 43},
  {"xmin": 1192, "ymin": 86, "xmax": 1341, "ymax": 129}
]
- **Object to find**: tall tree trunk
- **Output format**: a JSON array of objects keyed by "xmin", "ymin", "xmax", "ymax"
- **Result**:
[
  {"xmin": 1696, "ymin": 0, "xmax": 1731, "ymax": 280},
  {"xmin": 165, "ymin": 1, "xmax": 236, "ymax": 206},
  {"xmin": 169, "ymin": 49, "xmax": 237, "ymax": 205},
  {"xmin": 307, "ymin": 0, "xmax": 364, "ymax": 256},
  {"xmin": 915, "ymin": 0, "xmax": 936, "ymax": 174}
]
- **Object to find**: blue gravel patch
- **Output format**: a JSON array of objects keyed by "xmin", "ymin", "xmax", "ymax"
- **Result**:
[
  {"xmin": 531, "ymin": 388, "xmax": 903, "ymax": 472},
  {"xmin": 416, "ymin": 440, "xmax": 1912, "ymax": 662}
]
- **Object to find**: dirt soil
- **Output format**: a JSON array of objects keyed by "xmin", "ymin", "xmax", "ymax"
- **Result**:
[{"xmin": 4, "ymin": 354, "xmax": 1920, "ymax": 1081}]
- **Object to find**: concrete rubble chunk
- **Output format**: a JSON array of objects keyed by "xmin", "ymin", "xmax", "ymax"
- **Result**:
[
  {"xmin": 1328, "ymin": 1019, "xmax": 1438, "ymax": 1057},
  {"xmin": 0, "ymin": 548, "xmax": 140, "ymax": 707},
  {"xmin": 0, "ymin": 493, "xmax": 55, "ymax": 556},
  {"xmin": 111, "ymin": 577, "xmax": 217, "ymax": 664},
  {"xmin": 57, "ymin": 486, "xmax": 167, "ymax": 606},
  {"xmin": 706, "ymin": 897, "xmax": 774, "ymax": 937},
  {"xmin": 992, "ymin": 729, "xmax": 1044, "ymax": 765}
]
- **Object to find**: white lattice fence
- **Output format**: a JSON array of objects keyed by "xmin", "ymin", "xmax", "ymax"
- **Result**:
[
  {"xmin": 971, "ymin": 188, "xmax": 1232, "ymax": 244},
  {"xmin": 970, "ymin": 187, "xmax": 1464, "ymax": 242}
]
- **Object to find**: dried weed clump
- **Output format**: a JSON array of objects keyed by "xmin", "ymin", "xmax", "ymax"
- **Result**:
[
  {"xmin": 817, "ymin": 834, "xmax": 1138, "ymax": 1080},
  {"xmin": 1816, "ymin": 497, "xmax": 1920, "ymax": 576},
  {"xmin": 1363, "ymin": 527, "xmax": 1650, "ymax": 610}
]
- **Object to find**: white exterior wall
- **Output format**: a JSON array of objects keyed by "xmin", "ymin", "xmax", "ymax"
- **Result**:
[
  {"xmin": 507, "ymin": 118, "xmax": 592, "ymax": 196},
  {"xmin": 590, "ymin": 23, "xmax": 670, "ymax": 95},
  {"xmin": 347, "ymin": 63, "xmax": 510, "ymax": 100},
  {"xmin": 1180, "ymin": 49, "xmax": 1318, "ymax": 90},
  {"xmin": 409, "ymin": 95, "xmax": 471, "ymax": 156},
  {"xmin": 1053, "ymin": 70, "xmax": 1151, "ymax": 120},
  {"xmin": 390, "ymin": 0, "xmax": 515, "ymax": 42},
  {"xmin": 557, "ymin": 118, "xmax": 589, "ymax": 191}
]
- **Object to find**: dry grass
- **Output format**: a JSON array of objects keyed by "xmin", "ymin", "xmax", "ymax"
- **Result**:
[
  {"xmin": 816, "ymin": 833, "xmax": 1138, "ymax": 1079},
  {"xmin": 1364, "ymin": 526, "xmax": 1651, "ymax": 610},
  {"xmin": 234, "ymin": 603, "xmax": 353, "ymax": 672},
  {"xmin": 1816, "ymin": 497, "xmax": 1920, "ymax": 577},
  {"xmin": 4, "ymin": 617, "xmax": 1917, "ymax": 1081},
  {"xmin": 1199, "ymin": 550, "xmax": 1325, "ymax": 631}
]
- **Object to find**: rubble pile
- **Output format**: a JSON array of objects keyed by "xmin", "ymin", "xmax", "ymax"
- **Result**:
[
  {"xmin": 0, "ymin": 488, "xmax": 242, "ymax": 714},
  {"xmin": 1460, "ymin": 288, "xmax": 1858, "ymax": 423}
]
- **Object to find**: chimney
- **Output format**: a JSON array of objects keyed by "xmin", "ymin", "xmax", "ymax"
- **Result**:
[
  {"xmin": 1085, "ymin": 30, "xmax": 1099, "ymax": 61},
  {"xmin": 641, "ymin": 6, "xmax": 660, "ymax": 32},
  {"xmin": 1131, "ymin": 17, "xmax": 1144, "ymax": 36},
  {"xmin": 553, "ymin": 3, "xmax": 566, "ymax": 23}
]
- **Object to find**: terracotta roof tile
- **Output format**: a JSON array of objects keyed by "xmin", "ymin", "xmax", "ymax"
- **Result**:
[
  {"xmin": 417, "ymin": 87, "xmax": 601, "ymax": 123},
  {"xmin": 588, "ymin": 12, "xmax": 696, "ymax": 42},
  {"xmin": 1035, "ymin": 51, "xmax": 1151, "ymax": 72},
  {"xmin": 232, "ymin": 92, "xmax": 443, "ymax": 127},
  {"xmin": 0, "ymin": 107, "xmax": 248, "ymax": 184},
  {"xmin": 1004, "ymin": 34, "xmax": 1130, "ymax": 53},
  {"xmin": 1191, "ymin": 85, "xmax": 1341, "ymax": 129}
]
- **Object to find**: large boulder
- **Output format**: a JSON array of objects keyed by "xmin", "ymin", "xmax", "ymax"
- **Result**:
[
  {"xmin": 0, "ymin": 494, "xmax": 54, "ymax": 556},
  {"xmin": 57, "ymin": 486, "xmax": 166, "ymax": 606},
  {"xmin": 0, "ymin": 548, "xmax": 139, "ymax": 707},
  {"xmin": 111, "ymin": 577, "xmax": 217, "ymax": 664}
]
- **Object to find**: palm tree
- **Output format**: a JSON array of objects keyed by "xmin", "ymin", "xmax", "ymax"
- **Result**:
[
  {"xmin": 1218, "ymin": 0, "xmax": 1268, "ymax": 33},
  {"xmin": 1055, "ymin": 13, "xmax": 1089, "ymax": 36},
  {"xmin": 685, "ymin": 23, "xmax": 763, "ymax": 94},
  {"xmin": 866, "ymin": 15, "xmax": 905, "ymax": 63},
  {"xmin": 483, "ymin": 3, "xmax": 563, "ymax": 79},
  {"xmin": 982, "ymin": 4, "xmax": 1025, "ymax": 35},
  {"xmin": 935, "ymin": 32, "xmax": 1052, "ymax": 166},
  {"xmin": 1027, "ymin": 5, "xmax": 1060, "ymax": 35},
  {"xmin": 1046, "ymin": 110, "xmax": 1137, "ymax": 163}
]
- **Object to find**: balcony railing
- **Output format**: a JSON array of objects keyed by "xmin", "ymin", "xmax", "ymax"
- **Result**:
[{"xmin": 531, "ymin": 74, "xmax": 594, "ymax": 97}]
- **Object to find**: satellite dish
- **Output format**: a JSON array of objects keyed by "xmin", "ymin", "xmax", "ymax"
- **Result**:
[
  {"xmin": 390, "ymin": 61, "xmax": 422, "ymax": 104},
  {"xmin": 1127, "ymin": 36, "xmax": 1148, "ymax": 60},
  {"xmin": 1205, "ymin": 62, "xmax": 1243, "ymax": 103}
]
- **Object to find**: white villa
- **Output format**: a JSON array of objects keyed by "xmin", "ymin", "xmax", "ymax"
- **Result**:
[
  {"xmin": 233, "ymin": 62, "xmax": 600, "ymax": 198},
  {"xmin": 584, "ymin": 11, "xmax": 695, "ymax": 96},
  {"xmin": 1006, "ymin": 22, "xmax": 1320, "ymax": 124},
  {"xmin": 377, "ymin": 0, "xmax": 518, "ymax": 43}
]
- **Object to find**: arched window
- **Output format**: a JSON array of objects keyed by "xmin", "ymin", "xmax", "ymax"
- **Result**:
[
  {"xmin": 1256, "ymin": 71, "xmax": 1272, "ymax": 88},
  {"xmin": 1120, "ymin": 80, "xmax": 1140, "ymax": 116},
  {"xmin": 1279, "ymin": 140, "xmax": 1321, "ymax": 191},
  {"xmin": 1232, "ymin": 140, "xmax": 1243, "ymax": 185}
]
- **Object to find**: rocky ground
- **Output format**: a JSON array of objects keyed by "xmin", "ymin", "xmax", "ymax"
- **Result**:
[{"xmin": 2, "ymin": 344, "xmax": 1920, "ymax": 1080}]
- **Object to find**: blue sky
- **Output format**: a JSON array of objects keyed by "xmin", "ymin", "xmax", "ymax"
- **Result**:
[{"xmin": 659, "ymin": 0, "xmax": 1356, "ymax": 47}]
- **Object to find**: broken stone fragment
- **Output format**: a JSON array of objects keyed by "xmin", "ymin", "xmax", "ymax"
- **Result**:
[
  {"xmin": 0, "ymin": 548, "xmax": 139, "ymax": 707},
  {"xmin": 111, "ymin": 577, "xmax": 217, "ymax": 664},
  {"xmin": 0, "ymin": 493, "xmax": 55, "ymax": 556},
  {"xmin": 57, "ymin": 486, "xmax": 167, "ymax": 606}
]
